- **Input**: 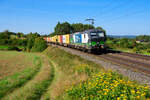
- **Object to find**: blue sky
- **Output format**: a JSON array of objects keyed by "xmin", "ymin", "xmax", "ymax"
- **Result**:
[{"xmin": 0, "ymin": 0, "xmax": 150, "ymax": 35}]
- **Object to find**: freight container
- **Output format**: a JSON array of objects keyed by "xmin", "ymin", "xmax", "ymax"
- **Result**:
[
  {"xmin": 51, "ymin": 35, "xmax": 57, "ymax": 43},
  {"xmin": 56, "ymin": 35, "xmax": 58, "ymax": 43},
  {"xmin": 60, "ymin": 35, "xmax": 63, "ymax": 44},
  {"xmin": 81, "ymin": 33, "xmax": 88, "ymax": 43},
  {"xmin": 74, "ymin": 32, "xmax": 82, "ymax": 43},
  {"xmin": 51, "ymin": 36, "xmax": 55, "ymax": 43},
  {"xmin": 62, "ymin": 35, "xmax": 66, "ymax": 43},
  {"xmin": 58, "ymin": 35, "xmax": 63, "ymax": 44},
  {"xmin": 43, "ymin": 37, "xmax": 47, "ymax": 41},
  {"xmin": 58, "ymin": 35, "xmax": 61, "ymax": 43},
  {"xmin": 47, "ymin": 37, "xmax": 51, "ymax": 42},
  {"xmin": 50, "ymin": 37, "xmax": 52, "ymax": 42},
  {"xmin": 69, "ymin": 34, "xmax": 74, "ymax": 44},
  {"xmin": 53, "ymin": 36, "xmax": 56, "ymax": 42},
  {"xmin": 65, "ymin": 34, "xmax": 70, "ymax": 44}
]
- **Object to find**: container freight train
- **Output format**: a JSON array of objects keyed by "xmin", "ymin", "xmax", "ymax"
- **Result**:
[{"xmin": 44, "ymin": 29, "xmax": 107, "ymax": 52}]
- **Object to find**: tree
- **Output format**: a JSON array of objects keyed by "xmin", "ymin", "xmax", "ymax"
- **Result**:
[
  {"xmin": 96, "ymin": 26, "xmax": 106, "ymax": 34},
  {"xmin": 136, "ymin": 35, "xmax": 150, "ymax": 42},
  {"xmin": 71, "ymin": 23, "xmax": 95, "ymax": 32},
  {"xmin": 17, "ymin": 32, "xmax": 24, "ymax": 38},
  {"xmin": 26, "ymin": 32, "xmax": 40, "ymax": 52},
  {"xmin": 83, "ymin": 24, "xmax": 94, "ymax": 30},
  {"xmin": 52, "ymin": 22, "xmax": 105, "ymax": 36},
  {"xmin": 71, "ymin": 23, "xmax": 84, "ymax": 32},
  {"xmin": 54, "ymin": 22, "xmax": 71, "ymax": 35},
  {"xmin": 0, "ymin": 30, "xmax": 16, "ymax": 39},
  {"xmin": 31, "ymin": 38, "xmax": 47, "ymax": 52}
]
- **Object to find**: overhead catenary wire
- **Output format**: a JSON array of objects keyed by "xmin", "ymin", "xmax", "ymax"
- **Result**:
[
  {"xmin": 104, "ymin": 9, "xmax": 147, "ymax": 24},
  {"xmin": 91, "ymin": 0, "xmax": 137, "ymax": 27},
  {"xmin": 94, "ymin": 0, "xmax": 149, "ymax": 26},
  {"xmin": 98, "ymin": 1, "xmax": 149, "ymax": 25},
  {"xmin": 92, "ymin": 0, "xmax": 134, "ymax": 18}
]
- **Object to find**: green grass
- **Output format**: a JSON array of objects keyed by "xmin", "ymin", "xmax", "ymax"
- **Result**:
[
  {"xmin": 0, "ymin": 51, "xmax": 40, "ymax": 79},
  {"xmin": 0, "ymin": 54, "xmax": 42, "ymax": 99},
  {"xmin": 0, "ymin": 45, "xmax": 9, "ymax": 50},
  {"xmin": 1, "ymin": 46, "xmax": 149, "ymax": 100},
  {"xmin": 2, "ymin": 54, "xmax": 54, "ymax": 100},
  {"xmin": 113, "ymin": 47, "xmax": 150, "ymax": 55},
  {"xmin": 43, "ymin": 46, "xmax": 150, "ymax": 100},
  {"xmin": 0, "ymin": 45, "xmax": 25, "ymax": 51},
  {"xmin": 141, "ymin": 51, "xmax": 150, "ymax": 55},
  {"xmin": 41, "ymin": 46, "xmax": 104, "ymax": 100},
  {"xmin": 114, "ymin": 47, "xmax": 134, "ymax": 53}
]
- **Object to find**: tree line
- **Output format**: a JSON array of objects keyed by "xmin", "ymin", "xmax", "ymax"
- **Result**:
[
  {"xmin": 51, "ymin": 22, "xmax": 106, "ymax": 36},
  {"xmin": 0, "ymin": 30, "xmax": 47, "ymax": 52},
  {"xmin": 136, "ymin": 35, "xmax": 150, "ymax": 42},
  {"xmin": 0, "ymin": 22, "xmax": 106, "ymax": 52},
  {"xmin": 107, "ymin": 36, "xmax": 150, "ymax": 54}
]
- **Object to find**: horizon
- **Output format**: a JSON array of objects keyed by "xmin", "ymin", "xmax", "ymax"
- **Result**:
[
  {"xmin": 1, "ymin": 30, "xmax": 149, "ymax": 37},
  {"xmin": 0, "ymin": 0, "xmax": 150, "ymax": 35}
]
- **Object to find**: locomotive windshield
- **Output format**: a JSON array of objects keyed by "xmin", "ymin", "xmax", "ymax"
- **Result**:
[
  {"xmin": 98, "ymin": 32, "xmax": 104, "ymax": 37},
  {"xmin": 91, "ymin": 32, "xmax": 104, "ymax": 38}
]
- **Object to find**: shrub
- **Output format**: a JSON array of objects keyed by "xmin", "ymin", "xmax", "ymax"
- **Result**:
[
  {"xmin": 7, "ymin": 46, "xmax": 20, "ymax": 51},
  {"xmin": 0, "ymin": 39, "xmax": 8, "ymax": 45},
  {"xmin": 133, "ymin": 47, "xmax": 142, "ymax": 54},
  {"xmin": 147, "ymin": 49, "xmax": 150, "ymax": 53},
  {"xmin": 31, "ymin": 38, "xmax": 47, "ymax": 52}
]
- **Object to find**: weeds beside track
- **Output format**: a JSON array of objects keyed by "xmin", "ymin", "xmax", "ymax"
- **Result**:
[
  {"xmin": 48, "ymin": 45, "xmax": 150, "ymax": 99},
  {"xmin": 41, "ymin": 46, "xmax": 103, "ymax": 100}
]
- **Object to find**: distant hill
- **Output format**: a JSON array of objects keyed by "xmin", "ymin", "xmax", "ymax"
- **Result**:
[{"xmin": 107, "ymin": 35, "xmax": 137, "ymax": 39}]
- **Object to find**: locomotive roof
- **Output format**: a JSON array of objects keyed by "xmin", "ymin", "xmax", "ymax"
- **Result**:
[
  {"xmin": 84, "ymin": 29, "xmax": 104, "ymax": 33},
  {"xmin": 72, "ymin": 29, "xmax": 104, "ymax": 34}
]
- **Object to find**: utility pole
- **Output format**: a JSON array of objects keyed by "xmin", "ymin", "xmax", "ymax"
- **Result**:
[
  {"xmin": 85, "ymin": 18, "xmax": 95, "ymax": 29},
  {"xmin": 85, "ymin": 19, "xmax": 95, "ymax": 25}
]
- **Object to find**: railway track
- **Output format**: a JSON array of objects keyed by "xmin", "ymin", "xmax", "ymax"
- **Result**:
[
  {"xmin": 51, "ymin": 45, "xmax": 150, "ymax": 84},
  {"xmin": 106, "ymin": 49, "xmax": 150, "ymax": 61},
  {"xmin": 52, "ymin": 44, "xmax": 150, "ymax": 75},
  {"xmin": 119, "ymin": 52, "xmax": 150, "ymax": 61},
  {"xmin": 99, "ymin": 52, "xmax": 150, "ymax": 75}
]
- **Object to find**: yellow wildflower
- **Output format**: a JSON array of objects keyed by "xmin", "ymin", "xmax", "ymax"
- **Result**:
[
  {"xmin": 117, "ymin": 97, "xmax": 120, "ymax": 100},
  {"xmin": 104, "ymin": 92, "xmax": 107, "ymax": 95},
  {"xmin": 136, "ymin": 96, "xmax": 140, "ymax": 99},
  {"xmin": 120, "ymin": 94, "xmax": 124, "ymax": 97},
  {"xmin": 136, "ymin": 91, "xmax": 140, "ymax": 94},
  {"xmin": 131, "ymin": 90, "xmax": 135, "ymax": 94},
  {"xmin": 141, "ymin": 93, "xmax": 146, "ymax": 96}
]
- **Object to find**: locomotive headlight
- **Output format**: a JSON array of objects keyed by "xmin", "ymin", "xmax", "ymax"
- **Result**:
[{"xmin": 101, "ymin": 45, "xmax": 104, "ymax": 48}]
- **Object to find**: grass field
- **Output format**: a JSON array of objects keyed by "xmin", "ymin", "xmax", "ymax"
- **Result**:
[
  {"xmin": 42, "ymin": 46, "xmax": 150, "ymax": 100},
  {"xmin": 0, "ymin": 51, "xmax": 42, "ymax": 98},
  {"xmin": 0, "ymin": 45, "xmax": 25, "ymax": 51},
  {"xmin": 0, "ymin": 46, "xmax": 150, "ymax": 100},
  {"xmin": 0, "ymin": 51, "xmax": 37, "ymax": 79},
  {"xmin": 0, "ymin": 45, "xmax": 9, "ymax": 50},
  {"xmin": 115, "ymin": 48, "xmax": 150, "ymax": 55},
  {"xmin": 42, "ymin": 46, "xmax": 103, "ymax": 100},
  {"xmin": 2, "ymin": 55, "xmax": 54, "ymax": 100}
]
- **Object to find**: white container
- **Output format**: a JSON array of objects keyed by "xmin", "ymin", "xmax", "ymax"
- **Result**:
[
  {"xmin": 82, "ymin": 33, "xmax": 88, "ymax": 43},
  {"xmin": 62, "ymin": 35, "xmax": 66, "ymax": 43}
]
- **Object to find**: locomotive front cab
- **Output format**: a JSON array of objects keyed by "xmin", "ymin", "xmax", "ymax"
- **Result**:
[{"xmin": 87, "ymin": 29, "xmax": 106, "ymax": 52}]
